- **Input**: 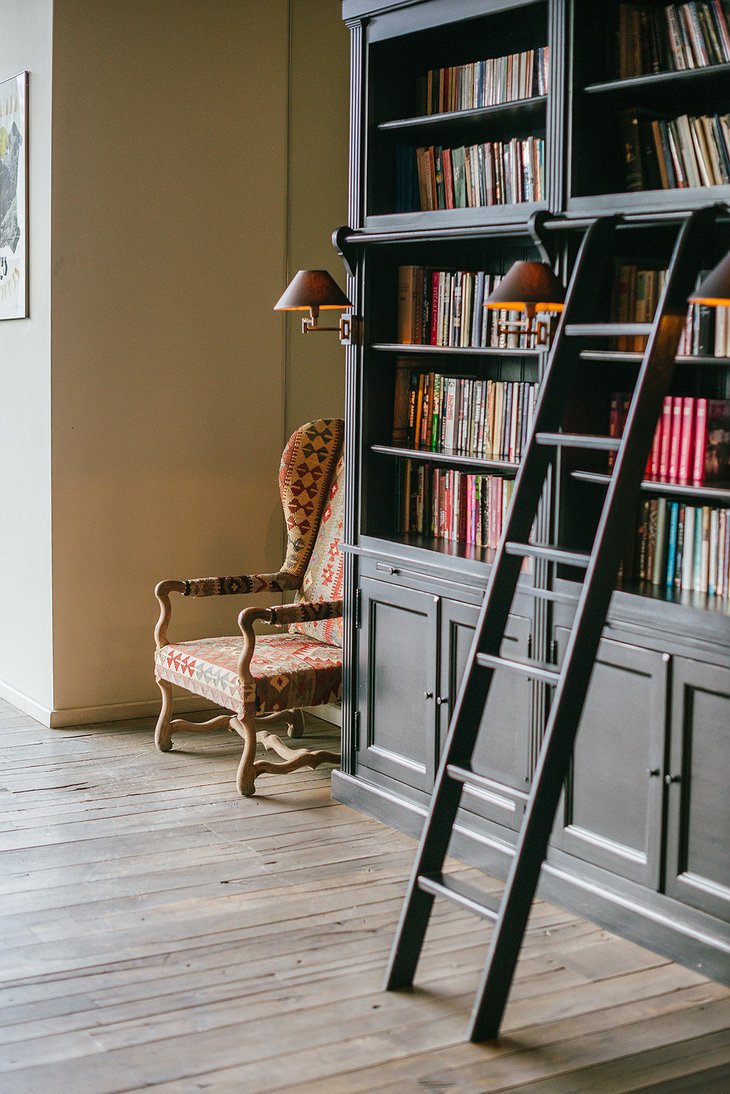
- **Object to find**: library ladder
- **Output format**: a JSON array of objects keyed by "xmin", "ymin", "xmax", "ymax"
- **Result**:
[{"xmin": 384, "ymin": 205, "xmax": 718, "ymax": 1042}]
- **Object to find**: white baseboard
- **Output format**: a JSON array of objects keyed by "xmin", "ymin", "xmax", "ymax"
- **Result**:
[
  {"xmin": 305, "ymin": 702, "xmax": 342, "ymax": 727},
  {"xmin": 0, "ymin": 677, "xmax": 343, "ymax": 732}
]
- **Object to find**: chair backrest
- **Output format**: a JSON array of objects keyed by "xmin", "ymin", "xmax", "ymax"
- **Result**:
[
  {"xmin": 291, "ymin": 446, "xmax": 345, "ymax": 646},
  {"xmin": 277, "ymin": 419, "xmax": 345, "ymax": 586}
]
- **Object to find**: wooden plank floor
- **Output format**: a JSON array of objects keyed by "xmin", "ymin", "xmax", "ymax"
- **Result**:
[{"xmin": 1, "ymin": 696, "xmax": 729, "ymax": 1093}]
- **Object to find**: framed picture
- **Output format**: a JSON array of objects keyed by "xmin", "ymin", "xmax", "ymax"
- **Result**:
[{"xmin": 0, "ymin": 71, "xmax": 28, "ymax": 320}]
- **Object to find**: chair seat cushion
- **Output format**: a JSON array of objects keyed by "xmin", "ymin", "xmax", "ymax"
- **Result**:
[{"xmin": 155, "ymin": 633, "xmax": 342, "ymax": 717}]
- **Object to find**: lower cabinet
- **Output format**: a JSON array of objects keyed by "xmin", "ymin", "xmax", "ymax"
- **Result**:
[
  {"xmin": 664, "ymin": 657, "xmax": 730, "ymax": 922},
  {"xmin": 440, "ymin": 597, "xmax": 533, "ymax": 832},
  {"xmin": 551, "ymin": 633, "xmax": 667, "ymax": 889},
  {"xmin": 357, "ymin": 576, "xmax": 438, "ymax": 793},
  {"xmin": 356, "ymin": 573, "xmax": 533, "ymax": 821}
]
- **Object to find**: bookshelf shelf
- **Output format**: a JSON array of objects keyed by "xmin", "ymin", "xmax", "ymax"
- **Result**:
[
  {"xmin": 580, "ymin": 350, "xmax": 730, "ymax": 368},
  {"xmin": 584, "ymin": 63, "xmax": 730, "ymax": 97},
  {"xmin": 572, "ymin": 470, "xmax": 730, "ymax": 505},
  {"xmin": 378, "ymin": 96, "xmax": 548, "ymax": 133},
  {"xmin": 372, "ymin": 342, "xmax": 544, "ymax": 358},
  {"xmin": 364, "ymin": 203, "xmax": 549, "ymax": 231},
  {"xmin": 372, "ymin": 444, "xmax": 520, "ymax": 474}
]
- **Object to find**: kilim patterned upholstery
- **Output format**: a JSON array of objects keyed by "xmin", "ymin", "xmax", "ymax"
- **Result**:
[
  {"xmin": 155, "ymin": 633, "xmax": 342, "ymax": 717},
  {"xmin": 153, "ymin": 419, "xmax": 345, "ymax": 795},
  {"xmin": 292, "ymin": 451, "xmax": 345, "ymax": 646}
]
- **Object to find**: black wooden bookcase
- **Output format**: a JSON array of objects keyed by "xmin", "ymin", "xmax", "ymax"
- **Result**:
[{"xmin": 333, "ymin": 0, "xmax": 730, "ymax": 982}]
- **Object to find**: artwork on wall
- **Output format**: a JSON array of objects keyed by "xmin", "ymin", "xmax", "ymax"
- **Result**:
[{"xmin": 0, "ymin": 72, "xmax": 28, "ymax": 320}]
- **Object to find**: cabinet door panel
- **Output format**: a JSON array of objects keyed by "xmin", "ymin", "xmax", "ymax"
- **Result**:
[
  {"xmin": 665, "ymin": 659, "xmax": 730, "ymax": 923},
  {"xmin": 357, "ymin": 577, "xmax": 438, "ymax": 793},
  {"xmin": 553, "ymin": 633, "xmax": 666, "ymax": 888},
  {"xmin": 440, "ymin": 599, "xmax": 532, "ymax": 831}
]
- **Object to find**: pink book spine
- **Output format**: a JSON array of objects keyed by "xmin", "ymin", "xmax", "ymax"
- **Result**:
[
  {"xmin": 649, "ymin": 415, "xmax": 662, "ymax": 479},
  {"xmin": 677, "ymin": 396, "xmax": 695, "ymax": 485},
  {"xmin": 430, "ymin": 272, "xmax": 439, "ymax": 345},
  {"xmin": 658, "ymin": 396, "xmax": 674, "ymax": 480},
  {"xmin": 668, "ymin": 396, "xmax": 683, "ymax": 483},
  {"xmin": 692, "ymin": 398, "xmax": 708, "ymax": 485}
]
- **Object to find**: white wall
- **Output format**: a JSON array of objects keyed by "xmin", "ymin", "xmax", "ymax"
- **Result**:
[{"xmin": 0, "ymin": 0, "xmax": 54, "ymax": 720}]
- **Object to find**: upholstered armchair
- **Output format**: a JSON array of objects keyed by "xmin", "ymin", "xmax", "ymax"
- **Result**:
[{"xmin": 153, "ymin": 419, "xmax": 345, "ymax": 796}]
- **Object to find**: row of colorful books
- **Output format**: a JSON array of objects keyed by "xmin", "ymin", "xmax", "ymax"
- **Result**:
[
  {"xmin": 617, "ymin": 2, "xmax": 730, "ymax": 78},
  {"xmin": 620, "ymin": 110, "xmax": 730, "ymax": 192},
  {"xmin": 626, "ymin": 499, "xmax": 730, "ymax": 598},
  {"xmin": 401, "ymin": 463, "xmax": 515, "ymax": 549},
  {"xmin": 393, "ymin": 365, "xmax": 539, "ymax": 461},
  {"xmin": 679, "ymin": 300, "xmax": 730, "ymax": 356},
  {"xmin": 610, "ymin": 261, "xmax": 667, "ymax": 351},
  {"xmin": 415, "ymin": 45, "xmax": 549, "ymax": 115},
  {"xmin": 396, "ymin": 136, "xmax": 545, "ymax": 212},
  {"xmin": 609, "ymin": 261, "xmax": 730, "ymax": 356},
  {"xmin": 397, "ymin": 266, "xmax": 553, "ymax": 350},
  {"xmin": 611, "ymin": 394, "xmax": 730, "ymax": 485}
]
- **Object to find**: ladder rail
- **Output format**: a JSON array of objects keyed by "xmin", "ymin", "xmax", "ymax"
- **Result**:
[
  {"xmin": 385, "ymin": 215, "xmax": 615, "ymax": 990},
  {"xmin": 467, "ymin": 203, "xmax": 719, "ymax": 1041}
]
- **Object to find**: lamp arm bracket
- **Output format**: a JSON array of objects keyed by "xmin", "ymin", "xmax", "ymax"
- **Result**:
[
  {"xmin": 332, "ymin": 225, "xmax": 358, "ymax": 279},
  {"xmin": 528, "ymin": 210, "xmax": 552, "ymax": 265}
]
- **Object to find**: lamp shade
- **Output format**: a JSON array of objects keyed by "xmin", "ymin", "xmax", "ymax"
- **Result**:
[
  {"xmin": 484, "ymin": 261, "xmax": 565, "ymax": 312},
  {"xmin": 274, "ymin": 270, "xmax": 351, "ymax": 311},
  {"xmin": 688, "ymin": 252, "xmax": 730, "ymax": 306}
]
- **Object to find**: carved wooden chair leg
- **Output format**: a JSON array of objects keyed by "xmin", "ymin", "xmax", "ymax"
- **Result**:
[
  {"xmin": 230, "ymin": 712, "xmax": 258, "ymax": 797},
  {"xmin": 254, "ymin": 707, "xmax": 306, "ymax": 738},
  {"xmin": 154, "ymin": 678, "xmax": 174, "ymax": 752},
  {"xmin": 255, "ymin": 730, "xmax": 340, "ymax": 775}
]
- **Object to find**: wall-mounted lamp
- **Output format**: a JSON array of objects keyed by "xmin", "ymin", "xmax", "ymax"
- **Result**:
[
  {"xmin": 484, "ymin": 260, "xmax": 565, "ymax": 344},
  {"xmin": 274, "ymin": 269, "xmax": 353, "ymax": 342},
  {"xmin": 687, "ymin": 253, "xmax": 730, "ymax": 306}
]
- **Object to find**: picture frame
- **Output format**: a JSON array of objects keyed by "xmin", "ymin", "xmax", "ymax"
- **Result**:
[{"xmin": 0, "ymin": 71, "xmax": 28, "ymax": 320}]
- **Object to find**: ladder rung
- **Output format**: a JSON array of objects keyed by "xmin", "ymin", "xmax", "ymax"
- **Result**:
[
  {"xmin": 417, "ymin": 873, "xmax": 500, "ymax": 922},
  {"xmin": 476, "ymin": 651, "xmax": 561, "ymax": 685},
  {"xmin": 446, "ymin": 763, "xmax": 530, "ymax": 802},
  {"xmin": 536, "ymin": 431, "xmax": 621, "ymax": 451},
  {"xmin": 565, "ymin": 322, "xmax": 653, "ymax": 337},
  {"xmin": 505, "ymin": 541, "xmax": 592, "ymax": 568},
  {"xmin": 519, "ymin": 584, "xmax": 581, "ymax": 605}
]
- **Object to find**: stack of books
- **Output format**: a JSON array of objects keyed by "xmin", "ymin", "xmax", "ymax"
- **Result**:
[
  {"xmin": 401, "ymin": 463, "xmax": 515, "ymax": 548},
  {"xmin": 619, "ymin": 109, "xmax": 730, "ymax": 191},
  {"xmin": 627, "ymin": 499, "xmax": 730, "ymax": 596},
  {"xmin": 416, "ymin": 45, "xmax": 549, "ymax": 114},
  {"xmin": 397, "ymin": 265, "xmax": 555, "ymax": 349},
  {"xmin": 617, "ymin": 2, "xmax": 730, "ymax": 78},
  {"xmin": 392, "ymin": 363, "xmax": 539, "ymax": 460},
  {"xmin": 396, "ymin": 136, "xmax": 545, "ymax": 211},
  {"xmin": 610, "ymin": 394, "xmax": 730, "ymax": 485}
]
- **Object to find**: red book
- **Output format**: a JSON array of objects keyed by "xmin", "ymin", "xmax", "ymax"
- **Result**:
[
  {"xmin": 692, "ymin": 398, "xmax": 708, "ymax": 485},
  {"xmin": 668, "ymin": 396, "xmax": 683, "ymax": 483},
  {"xmin": 658, "ymin": 396, "xmax": 674, "ymax": 480},
  {"xmin": 677, "ymin": 396, "xmax": 695, "ymax": 485},
  {"xmin": 648, "ymin": 416, "xmax": 662, "ymax": 479}
]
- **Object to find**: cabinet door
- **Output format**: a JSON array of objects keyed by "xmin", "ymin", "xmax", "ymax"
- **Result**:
[
  {"xmin": 664, "ymin": 658, "xmax": 730, "ymax": 923},
  {"xmin": 357, "ymin": 577, "xmax": 439, "ymax": 793},
  {"xmin": 439, "ymin": 598, "xmax": 532, "ymax": 832},
  {"xmin": 552, "ymin": 633, "xmax": 666, "ymax": 889}
]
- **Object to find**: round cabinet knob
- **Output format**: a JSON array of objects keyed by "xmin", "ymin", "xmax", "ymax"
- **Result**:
[
  {"xmin": 646, "ymin": 767, "xmax": 661, "ymax": 777},
  {"xmin": 424, "ymin": 691, "xmax": 434, "ymax": 700},
  {"xmin": 664, "ymin": 773, "xmax": 681, "ymax": 785},
  {"xmin": 436, "ymin": 696, "xmax": 449, "ymax": 706}
]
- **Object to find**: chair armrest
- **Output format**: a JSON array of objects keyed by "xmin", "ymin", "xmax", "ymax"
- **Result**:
[
  {"xmin": 153, "ymin": 572, "xmax": 299, "ymax": 650},
  {"xmin": 235, "ymin": 600, "xmax": 343, "ymax": 679}
]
